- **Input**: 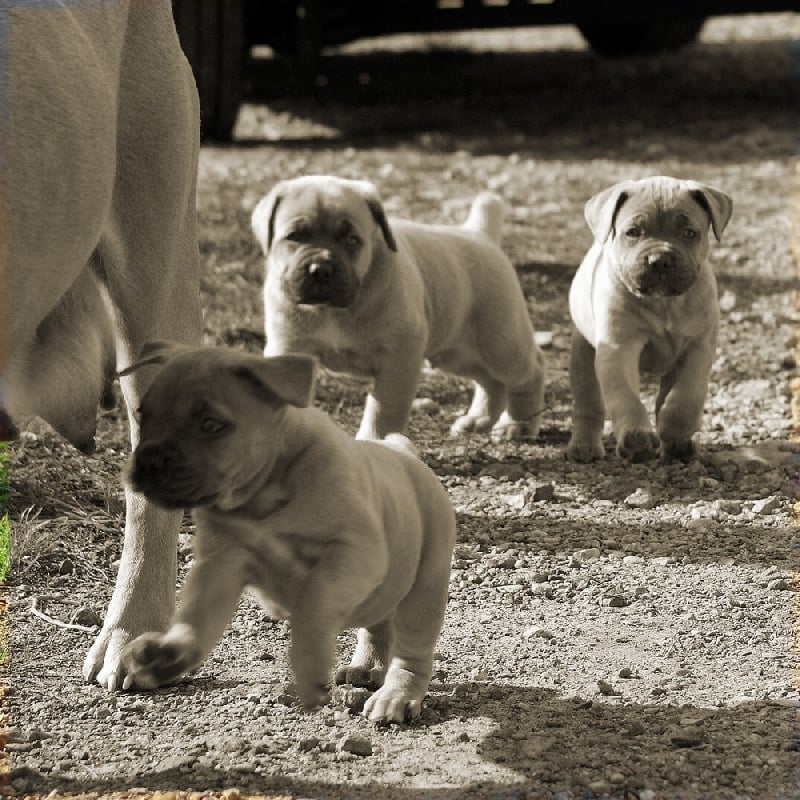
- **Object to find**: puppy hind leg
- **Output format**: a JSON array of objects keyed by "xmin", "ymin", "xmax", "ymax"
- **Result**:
[
  {"xmin": 335, "ymin": 619, "xmax": 394, "ymax": 689},
  {"xmin": 450, "ymin": 377, "xmax": 506, "ymax": 437},
  {"xmin": 363, "ymin": 564, "xmax": 450, "ymax": 723},
  {"xmin": 491, "ymin": 341, "xmax": 547, "ymax": 442}
]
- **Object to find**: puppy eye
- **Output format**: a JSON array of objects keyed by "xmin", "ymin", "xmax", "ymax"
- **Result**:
[
  {"xmin": 201, "ymin": 417, "xmax": 227, "ymax": 435},
  {"xmin": 625, "ymin": 226, "xmax": 642, "ymax": 239},
  {"xmin": 683, "ymin": 228, "xmax": 698, "ymax": 239},
  {"xmin": 344, "ymin": 233, "xmax": 361, "ymax": 247},
  {"xmin": 285, "ymin": 229, "xmax": 307, "ymax": 243}
]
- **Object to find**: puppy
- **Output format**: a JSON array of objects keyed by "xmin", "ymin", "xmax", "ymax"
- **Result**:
[
  {"xmin": 119, "ymin": 342, "xmax": 456, "ymax": 724},
  {"xmin": 251, "ymin": 176, "xmax": 546, "ymax": 442},
  {"xmin": 5, "ymin": 5, "xmax": 202, "ymax": 689},
  {"xmin": 566, "ymin": 176, "xmax": 733, "ymax": 462}
]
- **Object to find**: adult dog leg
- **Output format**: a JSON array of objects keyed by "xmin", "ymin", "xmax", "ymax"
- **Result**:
[{"xmin": 83, "ymin": 4, "xmax": 202, "ymax": 690}]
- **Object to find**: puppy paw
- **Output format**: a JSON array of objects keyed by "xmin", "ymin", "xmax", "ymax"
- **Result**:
[
  {"xmin": 295, "ymin": 681, "xmax": 331, "ymax": 711},
  {"xmin": 335, "ymin": 664, "xmax": 386, "ymax": 689},
  {"xmin": 490, "ymin": 413, "xmax": 541, "ymax": 443},
  {"xmin": 363, "ymin": 686, "xmax": 422, "ymax": 724},
  {"xmin": 450, "ymin": 413, "xmax": 494, "ymax": 436},
  {"xmin": 120, "ymin": 630, "xmax": 197, "ymax": 690},
  {"xmin": 660, "ymin": 437, "xmax": 696, "ymax": 462},
  {"xmin": 616, "ymin": 429, "xmax": 660, "ymax": 462},
  {"xmin": 566, "ymin": 433, "xmax": 605, "ymax": 461}
]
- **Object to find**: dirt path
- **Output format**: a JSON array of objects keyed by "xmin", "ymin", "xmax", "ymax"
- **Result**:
[{"xmin": 4, "ymin": 13, "xmax": 799, "ymax": 800}]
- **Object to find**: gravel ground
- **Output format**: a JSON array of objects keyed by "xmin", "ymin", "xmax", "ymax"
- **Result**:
[{"xmin": 3, "ymin": 13, "xmax": 799, "ymax": 800}]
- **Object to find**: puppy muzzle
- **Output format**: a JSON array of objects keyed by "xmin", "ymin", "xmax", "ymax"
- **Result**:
[
  {"xmin": 286, "ymin": 254, "xmax": 360, "ymax": 308},
  {"xmin": 128, "ymin": 441, "xmax": 214, "ymax": 509},
  {"xmin": 630, "ymin": 248, "xmax": 697, "ymax": 297}
]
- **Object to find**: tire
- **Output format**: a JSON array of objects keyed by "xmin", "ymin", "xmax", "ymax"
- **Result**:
[
  {"xmin": 172, "ymin": 0, "xmax": 246, "ymax": 141},
  {"xmin": 578, "ymin": 18, "xmax": 705, "ymax": 58}
]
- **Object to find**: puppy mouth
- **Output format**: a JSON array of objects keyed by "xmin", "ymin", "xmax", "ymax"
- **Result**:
[
  {"xmin": 287, "ymin": 256, "xmax": 361, "ymax": 308},
  {"xmin": 629, "ymin": 252, "xmax": 697, "ymax": 297}
]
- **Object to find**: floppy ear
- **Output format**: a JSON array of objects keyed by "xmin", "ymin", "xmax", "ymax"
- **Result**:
[
  {"xmin": 687, "ymin": 182, "xmax": 733, "ymax": 242},
  {"xmin": 233, "ymin": 353, "xmax": 317, "ymax": 408},
  {"xmin": 353, "ymin": 180, "xmax": 398, "ymax": 252},
  {"xmin": 251, "ymin": 182, "xmax": 287, "ymax": 254},
  {"xmin": 118, "ymin": 340, "xmax": 186, "ymax": 377},
  {"xmin": 584, "ymin": 182, "xmax": 632, "ymax": 243}
]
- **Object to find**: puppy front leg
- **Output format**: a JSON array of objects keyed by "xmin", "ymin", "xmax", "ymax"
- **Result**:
[
  {"xmin": 595, "ymin": 340, "xmax": 659, "ymax": 462},
  {"xmin": 656, "ymin": 339, "xmax": 714, "ymax": 460},
  {"xmin": 120, "ymin": 552, "xmax": 247, "ymax": 690},
  {"xmin": 357, "ymin": 348, "xmax": 424, "ymax": 440},
  {"xmin": 335, "ymin": 619, "xmax": 394, "ymax": 689},
  {"xmin": 567, "ymin": 328, "xmax": 605, "ymax": 461}
]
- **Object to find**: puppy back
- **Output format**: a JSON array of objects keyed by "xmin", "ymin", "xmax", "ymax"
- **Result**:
[{"xmin": 462, "ymin": 192, "xmax": 505, "ymax": 244}]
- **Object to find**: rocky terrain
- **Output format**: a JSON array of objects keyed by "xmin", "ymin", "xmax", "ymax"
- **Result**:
[{"xmin": 3, "ymin": 13, "xmax": 798, "ymax": 800}]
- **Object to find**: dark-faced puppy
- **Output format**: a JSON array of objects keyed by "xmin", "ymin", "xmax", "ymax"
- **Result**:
[
  {"xmin": 252, "ymin": 175, "xmax": 546, "ymax": 443},
  {"xmin": 120, "ymin": 342, "xmax": 456, "ymax": 724},
  {"xmin": 567, "ymin": 176, "xmax": 733, "ymax": 462}
]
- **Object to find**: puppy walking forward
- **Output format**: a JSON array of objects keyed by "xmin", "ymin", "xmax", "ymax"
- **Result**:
[
  {"xmin": 252, "ymin": 176, "xmax": 546, "ymax": 443},
  {"xmin": 4, "ymin": 2, "xmax": 201, "ymax": 687},
  {"xmin": 120, "ymin": 343, "xmax": 456, "ymax": 723},
  {"xmin": 566, "ymin": 176, "xmax": 732, "ymax": 462}
]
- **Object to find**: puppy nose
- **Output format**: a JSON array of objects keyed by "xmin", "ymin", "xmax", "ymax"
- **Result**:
[
  {"xmin": 134, "ymin": 442, "xmax": 176, "ymax": 477},
  {"xmin": 646, "ymin": 251, "xmax": 676, "ymax": 270},
  {"xmin": 307, "ymin": 261, "xmax": 333, "ymax": 280}
]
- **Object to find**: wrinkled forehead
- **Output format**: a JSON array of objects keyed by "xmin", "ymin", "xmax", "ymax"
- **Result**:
[
  {"xmin": 619, "ymin": 183, "xmax": 709, "ymax": 228},
  {"xmin": 140, "ymin": 354, "xmax": 250, "ymax": 420},
  {"xmin": 277, "ymin": 183, "xmax": 373, "ymax": 231}
]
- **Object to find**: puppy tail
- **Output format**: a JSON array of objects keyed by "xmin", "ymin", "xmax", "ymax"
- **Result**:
[{"xmin": 463, "ymin": 191, "xmax": 505, "ymax": 244}]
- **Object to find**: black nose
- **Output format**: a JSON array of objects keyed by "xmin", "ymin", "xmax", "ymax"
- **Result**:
[
  {"xmin": 646, "ymin": 251, "xmax": 676, "ymax": 270},
  {"xmin": 307, "ymin": 261, "xmax": 333, "ymax": 281},
  {"xmin": 134, "ymin": 443, "xmax": 177, "ymax": 478}
]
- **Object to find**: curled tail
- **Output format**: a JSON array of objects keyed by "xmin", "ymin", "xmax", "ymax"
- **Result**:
[{"xmin": 462, "ymin": 191, "xmax": 505, "ymax": 245}]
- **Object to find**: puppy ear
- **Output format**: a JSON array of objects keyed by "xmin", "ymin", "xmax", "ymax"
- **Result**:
[
  {"xmin": 354, "ymin": 181, "xmax": 398, "ymax": 252},
  {"xmin": 118, "ymin": 340, "xmax": 185, "ymax": 377},
  {"xmin": 584, "ymin": 183, "xmax": 631, "ymax": 243},
  {"xmin": 234, "ymin": 353, "xmax": 317, "ymax": 408},
  {"xmin": 251, "ymin": 182, "xmax": 286, "ymax": 254},
  {"xmin": 687, "ymin": 182, "xmax": 733, "ymax": 242}
]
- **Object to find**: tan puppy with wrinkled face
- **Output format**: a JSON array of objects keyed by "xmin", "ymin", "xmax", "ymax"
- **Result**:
[
  {"xmin": 5, "ymin": 4, "xmax": 201, "ymax": 690},
  {"xmin": 252, "ymin": 176, "xmax": 546, "ymax": 442},
  {"xmin": 119, "ymin": 343, "xmax": 456, "ymax": 723},
  {"xmin": 567, "ymin": 176, "xmax": 733, "ymax": 462}
]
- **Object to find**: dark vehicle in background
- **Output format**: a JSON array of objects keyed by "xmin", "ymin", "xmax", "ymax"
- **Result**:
[{"xmin": 171, "ymin": 0, "xmax": 799, "ymax": 140}]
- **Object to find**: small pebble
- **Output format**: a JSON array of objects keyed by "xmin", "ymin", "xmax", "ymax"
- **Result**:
[
  {"xmin": 337, "ymin": 734, "xmax": 373, "ymax": 757},
  {"xmin": 624, "ymin": 488, "xmax": 656, "ymax": 509}
]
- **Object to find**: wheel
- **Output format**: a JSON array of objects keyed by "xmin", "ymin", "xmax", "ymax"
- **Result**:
[
  {"xmin": 578, "ymin": 18, "xmax": 705, "ymax": 58},
  {"xmin": 172, "ymin": 0, "xmax": 246, "ymax": 141}
]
